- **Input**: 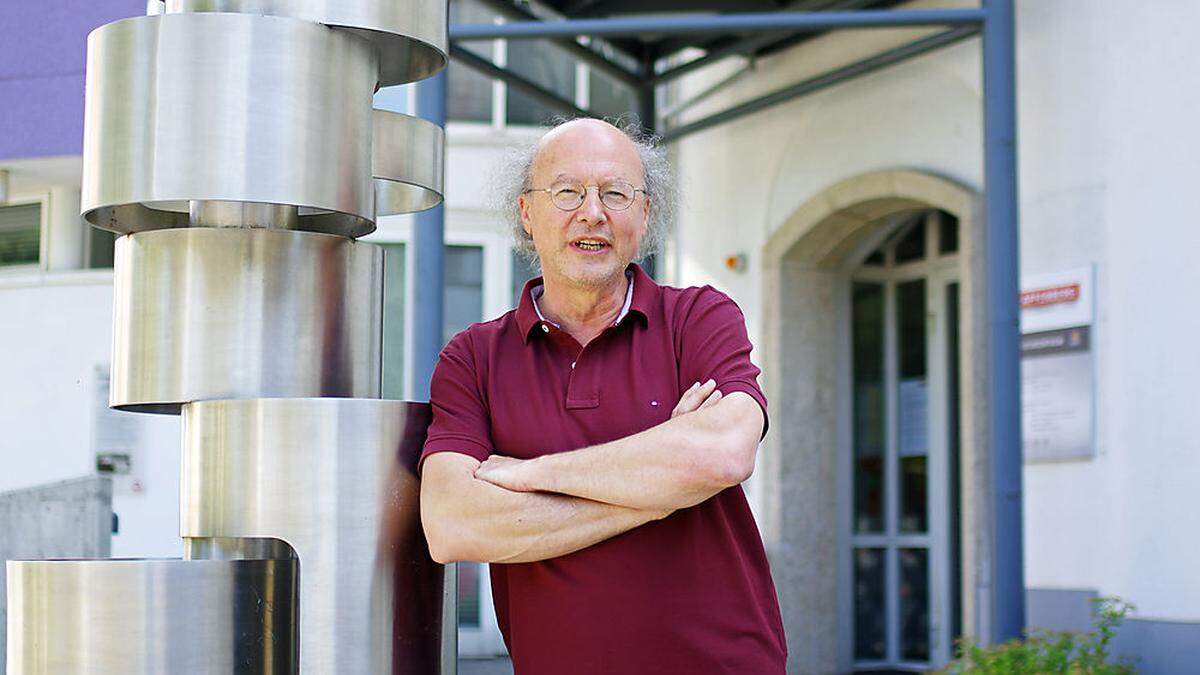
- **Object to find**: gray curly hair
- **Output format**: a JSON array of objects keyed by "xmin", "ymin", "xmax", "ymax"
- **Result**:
[{"xmin": 492, "ymin": 116, "xmax": 676, "ymax": 267}]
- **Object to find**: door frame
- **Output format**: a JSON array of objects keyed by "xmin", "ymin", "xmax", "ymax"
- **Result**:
[{"xmin": 839, "ymin": 212, "xmax": 961, "ymax": 670}]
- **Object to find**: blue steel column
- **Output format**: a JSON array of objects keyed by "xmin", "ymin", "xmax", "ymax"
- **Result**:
[
  {"xmin": 981, "ymin": 0, "xmax": 1025, "ymax": 645},
  {"xmin": 413, "ymin": 71, "xmax": 448, "ymax": 401},
  {"xmin": 414, "ymin": 70, "xmax": 456, "ymax": 675}
]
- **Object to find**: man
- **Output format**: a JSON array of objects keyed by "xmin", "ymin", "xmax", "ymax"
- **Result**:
[{"xmin": 419, "ymin": 118, "xmax": 786, "ymax": 673}]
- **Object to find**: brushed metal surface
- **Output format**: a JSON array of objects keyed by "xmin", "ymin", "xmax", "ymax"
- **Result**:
[
  {"xmin": 183, "ymin": 536, "xmax": 298, "ymax": 560},
  {"xmin": 374, "ymin": 109, "xmax": 446, "ymax": 216},
  {"xmin": 110, "ymin": 228, "xmax": 382, "ymax": 413},
  {"xmin": 181, "ymin": 398, "xmax": 441, "ymax": 674},
  {"xmin": 81, "ymin": 14, "xmax": 378, "ymax": 237},
  {"xmin": 189, "ymin": 201, "xmax": 301, "ymax": 229},
  {"xmin": 165, "ymin": 0, "xmax": 448, "ymax": 86},
  {"xmin": 6, "ymin": 558, "xmax": 298, "ymax": 674}
]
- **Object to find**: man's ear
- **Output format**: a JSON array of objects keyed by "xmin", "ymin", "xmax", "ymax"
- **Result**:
[{"xmin": 518, "ymin": 194, "xmax": 533, "ymax": 237}]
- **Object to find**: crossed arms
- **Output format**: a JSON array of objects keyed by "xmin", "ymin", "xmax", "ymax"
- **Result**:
[{"xmin": 419, "ymin": 380, "xmax": 764, "ymax": 565}]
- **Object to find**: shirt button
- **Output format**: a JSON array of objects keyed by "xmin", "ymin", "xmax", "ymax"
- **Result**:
[
  {"xmin": 570, "ymin": 361, "xmax": 576, "ymax": 369},
  {"xmin": 541, "ymin": 324, "xmax": 550, "ymax": 333}
]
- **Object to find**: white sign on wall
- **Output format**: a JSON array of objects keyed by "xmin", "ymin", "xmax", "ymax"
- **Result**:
[
  {"xmin": 92, "ymin": 365, "xmax": 146, "ymax": 494},
  {"xmin": 1020, "ymin": 266, "xmax": 1096, "ymax": 462}
]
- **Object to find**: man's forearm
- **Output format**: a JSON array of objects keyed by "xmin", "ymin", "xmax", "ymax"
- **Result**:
[
  {"xmin": 486, "ymin": 489, "xmax": 663, "ymax": 564},
  {"xmin": 422, "ymin": 456, "xmax": 666, "ymax": 564},
  {"xmin": 517, "ymin": 393, "xmax": 763, "ymax": 512}
]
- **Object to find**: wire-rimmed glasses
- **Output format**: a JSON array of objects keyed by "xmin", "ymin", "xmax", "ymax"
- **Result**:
[{"xmin": 522, "ymin": 179, "xmax": 646, "ymax": 211}]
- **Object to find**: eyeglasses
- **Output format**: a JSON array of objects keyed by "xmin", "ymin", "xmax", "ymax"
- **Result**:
[{"xmin": 522, "ymin": 179, "xmax": 647, "ymax": 211}]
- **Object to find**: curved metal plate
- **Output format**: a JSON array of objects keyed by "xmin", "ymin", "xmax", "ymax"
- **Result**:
[
  {"xmin": 181, "ymin": 398, "xmax": 441, "ymax": 674},
  {"xmin": 6, "ymin": 558, "xmax": 297, "ymax": 674},
  {"xmin": 111, "ymin": 229, "xmax": 382, "ymax": 413},
  {"xmin": 374, "ymin": 110, "xmax": 445, "ymax": 215},
  {"xmin": 166, "ymin": 0, "xmax": 447, "ymax": 86},
  {"xmin": 82, "ymin": 14, "xmax": 378, "ymax": 237}
]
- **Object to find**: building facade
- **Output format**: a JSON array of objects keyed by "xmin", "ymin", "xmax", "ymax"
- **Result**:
[{"xmin": 1, "ymin": 1, "xmax": 1197, "ymax": 672}]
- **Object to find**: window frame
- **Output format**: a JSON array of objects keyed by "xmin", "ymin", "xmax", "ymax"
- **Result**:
[
  {"xmin": 0, "ymin": 193, "xmax": 50, "ymax": 275},
  {"xmin": 367, "ymin": 221, "xmax": 515, "ymax": 401}
]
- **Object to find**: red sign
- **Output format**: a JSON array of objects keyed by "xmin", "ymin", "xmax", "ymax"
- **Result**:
[{"xmin": 1021, "ymin": 283, "xmax": 1080, "ymax": 309}]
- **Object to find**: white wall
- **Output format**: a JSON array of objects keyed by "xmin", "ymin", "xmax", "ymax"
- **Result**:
[
  {"xmin": 667, "ymin": 0, "xmax": 1200, "ymax": 623},
  {"xmin": 1018, "ymin": 0, "xmax": 1200, "ymax": 623},
  {"xmin": 0, "ymin": 271, "xmax": 181, "ymax": 558}
]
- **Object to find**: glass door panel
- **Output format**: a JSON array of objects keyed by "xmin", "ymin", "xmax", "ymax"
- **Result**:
[
  {"xmin": 896, "ymin": 279, "xmax": 928, "ymax": 535},
  {"xmin": 854, "ymin": 548, "xmax": 887, "ymax": 661},
  {"xmin": 852, "ymin": 282, "xmax": 886, "ymax": 534},
  {"xmin": 899, "ymin": 547, "xmax": 930, "ymax": 661}
]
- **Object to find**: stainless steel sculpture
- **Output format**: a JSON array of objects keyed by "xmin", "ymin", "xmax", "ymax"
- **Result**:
[
  {"xmin": 7, "ymin": 0, "xmax": 449, "ymax": 672},
  {"xmin": 110, "ymin": 229, "xmax": 383, "ymax": 412}
]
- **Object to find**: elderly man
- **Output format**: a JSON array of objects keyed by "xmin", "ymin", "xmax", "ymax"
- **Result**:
[{"xmin": 419, "ymin": 118, "xmax": 786, "ymax": 673}]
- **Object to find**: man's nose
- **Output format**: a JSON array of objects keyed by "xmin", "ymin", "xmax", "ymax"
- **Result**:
[{"xmin": 575, "ymin": 186, "xmax": 606, "ymax": 224}]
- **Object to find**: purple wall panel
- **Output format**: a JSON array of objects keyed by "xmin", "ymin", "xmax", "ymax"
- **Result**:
[{"xmin": 0, "ymin": 1, "xmax": 144, "ymax": 161}]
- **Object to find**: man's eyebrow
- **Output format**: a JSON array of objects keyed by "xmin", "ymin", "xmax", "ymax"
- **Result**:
[{"xmin": 550, "ymin": 173, "xmax": 634, "ymax": 183}]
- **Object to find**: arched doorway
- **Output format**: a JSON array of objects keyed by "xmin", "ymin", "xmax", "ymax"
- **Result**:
[{"xmin": 759, "ymin": 171, "xmax": 990, "ymax": 673}]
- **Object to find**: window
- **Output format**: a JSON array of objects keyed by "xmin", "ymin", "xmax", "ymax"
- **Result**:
[
  {"xmin": 510, "ymin": 250, "xmax": 540, "ymax": 308},
  {"xmin": 380, "ymin": 243, "xmax": 487, "ymax": 397},
  {"xmin": 0, "ymin": 203, "xmax": 41, "ymax": 268},
  {"xmin": 381, "ymin": 244, "xmax": 407, "ymax": 400},
  {"xmin": 448, "ymin": 0, "xmax": 495, "ymax": 123},
  {"xmin": 446, "ymin": 0, "xmax": 638, "ymax": 127},
  {"xmin": 87, "ymin": 227, "xmax": 117, "ymax": 269},
  {"xmin": 506, "ymin": 41, "xmax": 576, "ymax": 126},
  {"xmin": 444, "ymin": 245, "xmax": 485, "ymax": 344},
  {"xmin": 588, "ymin": 69, "xmax": 637, "ymax": 120}
]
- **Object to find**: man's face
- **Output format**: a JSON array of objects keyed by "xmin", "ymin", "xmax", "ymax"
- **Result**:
[{"xmin": 518, "ymin": 120, "xmax": 650, "ymax": 290}]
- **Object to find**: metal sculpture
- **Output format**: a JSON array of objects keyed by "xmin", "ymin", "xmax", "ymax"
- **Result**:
[{"xmin": 7, "ymin": 1, "xmax": 449, "ymax": 672}]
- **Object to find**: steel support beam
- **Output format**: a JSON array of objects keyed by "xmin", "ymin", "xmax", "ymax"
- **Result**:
[
  {"xmin": 413, "ymin": 71, "xmax": 448, "ymax": 400},
  {"xmin": 413, "ymin": 69, "xmax": 457, "ymax": 675},
  {"xmin": 471, "ymin": 0, "xmax": 642, "ymax": 87},
  {"xmin": 637, "ymin": 52, "xmax": 658, "ymax": 133},
  {"xmin": 647, "ymin": 0, "xmax": 884, "ymax": 86},
  {"xmin": 649, "ymin": 31, "xmax": 786, "ymax": 86},
  {"xmin": 661, "ymin": 25, "xmax": 978, "ymax": 142},
  {"xmin": 980, "ymin": 0, "xmax": 1024, "ymax": 646},
  {"xmin": 450, "ymin": 45, "xmax": 589, "ymax": 119},
  {"xmin": 449, "ymin": 8, "xmax": 986, "ymax": 41}
]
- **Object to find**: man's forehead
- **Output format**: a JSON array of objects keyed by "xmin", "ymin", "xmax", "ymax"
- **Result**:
[{"xmin": 532, "ymin": 120, "xmax": 642, "ymax": 179}]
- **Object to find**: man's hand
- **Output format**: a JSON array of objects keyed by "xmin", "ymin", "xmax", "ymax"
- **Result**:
[
  {"xmin": 474, "ymin": 455, "xmax": 536, "ymax": 493},
  {"xmin": 671, "ymin": 379, "xmax": 723, "ymax": 418}
]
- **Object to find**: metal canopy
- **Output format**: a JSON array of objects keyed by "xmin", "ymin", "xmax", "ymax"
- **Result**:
[{"xmin": 416, "ymin": 0, "xmax": 1025, "ymax": 654}]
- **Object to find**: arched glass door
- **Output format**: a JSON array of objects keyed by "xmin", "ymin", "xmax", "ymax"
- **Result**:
[{"xmin": 848, "ymin": 209, "xmax": 962, "ymax": 671}]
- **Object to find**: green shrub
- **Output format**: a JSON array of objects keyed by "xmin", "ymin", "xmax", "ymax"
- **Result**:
[{"xmin": 939, "ymin": 597, "xmax": 1138, "ymax": 674}]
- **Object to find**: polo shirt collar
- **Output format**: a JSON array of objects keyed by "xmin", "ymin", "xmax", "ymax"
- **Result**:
[{"xmin": 517, "ymin": 263, "xmax": 658, "ymax": 343}]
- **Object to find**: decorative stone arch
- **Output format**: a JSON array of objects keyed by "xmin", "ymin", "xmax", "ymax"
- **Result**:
[{"xmin": 757, "ymin": 170, "xmax": 992, "ymax": 673}]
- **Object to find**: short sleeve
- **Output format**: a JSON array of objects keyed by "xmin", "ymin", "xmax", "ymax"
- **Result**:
[
  {"xmin": 419, "ymin": 331, "xmax": 494, "ymax": 474},
  {"xmin": 676, "ymin": 288, "xmax": 769, "ymax": 439}
]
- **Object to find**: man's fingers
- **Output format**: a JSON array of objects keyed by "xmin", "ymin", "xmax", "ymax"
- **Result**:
[
  {"xmin": 698, "ymin": 389, "xmax": 723, "ymax": 410},
  {"xmin": 670, "ymin": 382, "xmax": 699, "ymax": 417},
  {"xmin": 671, "ymin": 379, "xmax": 717, "ymax": 418}
]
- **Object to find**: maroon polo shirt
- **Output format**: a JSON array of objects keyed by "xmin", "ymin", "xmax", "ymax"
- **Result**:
[{"xmin": 421, "ymin": 263, "xmax": 786, "ymax": 674}]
